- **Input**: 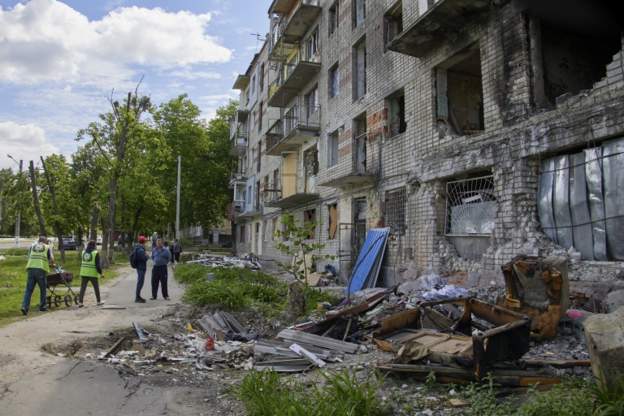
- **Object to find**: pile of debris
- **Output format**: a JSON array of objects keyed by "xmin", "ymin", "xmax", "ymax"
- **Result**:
[{"xmin": 187, "ymin": 253, "xmax": 261, "ymax": 270}]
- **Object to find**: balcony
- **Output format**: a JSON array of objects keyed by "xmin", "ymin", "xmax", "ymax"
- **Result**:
[
  {"xmin": 268, "ymin": 51, "xmax": 321, "ymax": 107},
  {"xmin": 388, "ymin": 0, "xmax": 490, "ymax": 58},
  {"xmin": 268, "ymin": 0, "xmax": 321, "ymax": 61},
  {"xmin": 266, "ymin": 105, "xmax": 320, "ymax": 156},
  {"xmin": 263, "ymin": 188, "xmax": 320, "ymax": 210},
  {"xmin": 231, "ymin": 136, "xmax": 247, "ymax": 156}
]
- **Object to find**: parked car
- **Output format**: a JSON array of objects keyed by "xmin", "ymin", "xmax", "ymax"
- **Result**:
[{"xmin": 61, "ymin": 236, "xmax": 78, "ymax": 250}]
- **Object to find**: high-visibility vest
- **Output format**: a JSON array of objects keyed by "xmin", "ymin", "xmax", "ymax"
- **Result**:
[
  {"xmin": 26, "ymin": 243, "xmax": 50, "ymax": 273},
  {"xmin": 80, "ymin": 250, "xmax": 100, "ymax": 278}
]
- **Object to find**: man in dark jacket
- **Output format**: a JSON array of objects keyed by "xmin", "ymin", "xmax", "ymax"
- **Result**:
[
  {"xmin": 151, "ymin": 238, "xmax": 171, "ymax": 300},
  {"xmin": 172, "ymin": 239, "xmax": 182, "ymax": 264},
  {"xmin": 132, "ymin": 236, "xmax": 149, "ymax": 303}
]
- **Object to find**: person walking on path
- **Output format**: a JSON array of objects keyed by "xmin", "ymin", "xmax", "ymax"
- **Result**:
[
  {"xmin": 78, "ymin": 240, "xmax": 104, "ymax": 307},
  {"xmin": 21, "ymin": 236, "xmax": 55, "ymax": 315},
  {"xmin": 151, "ymin": 238, "xmax": 171, "ymax": 300},
  {"xmin": 131, "ymin": 236, "xmax": 149, "ymax": 303},
  {"xmin": 151, "ymin": 232, "xmax": 158, "ymax": 249},
  {"xmin": 172, "ymin": 239, "xmax": 182, "ymax": 265}
]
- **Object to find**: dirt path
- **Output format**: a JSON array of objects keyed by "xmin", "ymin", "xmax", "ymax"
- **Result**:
[{"xmin": 0, "ymin": 265, "xmax": 221, "ymax": 415}]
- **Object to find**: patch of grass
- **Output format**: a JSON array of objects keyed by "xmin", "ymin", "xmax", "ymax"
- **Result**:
[
  {"xmin": 593, "ymin": 378, "xmax": 624, "ymax": 416},
  {"xmin": 238, "ymin": 370, "xmax": 389, "ymax": 416},
  {"xmin": 0, "ymin": 249, "xmax": 121, "ymax": 325},
  {"xmin": 177, "ymin": 264, "xmax": 340, "ymax": 317}
]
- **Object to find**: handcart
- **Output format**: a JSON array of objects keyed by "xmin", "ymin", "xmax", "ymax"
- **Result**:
[{"xmin": 46, "ymin": 267, "xmax": 79, "ymax": 308}]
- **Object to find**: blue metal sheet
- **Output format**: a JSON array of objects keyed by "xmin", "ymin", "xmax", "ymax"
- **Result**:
[{"xmin": 346, "ymin": 228, "xmax": 390, "ymax": 295}]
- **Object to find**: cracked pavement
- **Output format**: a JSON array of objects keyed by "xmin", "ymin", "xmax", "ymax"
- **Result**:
[{"xmin": 0, "ymin": 265, "xmax": 221, "ymax": 415}]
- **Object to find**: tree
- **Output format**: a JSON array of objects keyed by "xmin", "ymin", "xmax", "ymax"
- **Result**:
[
  {"xmin": 77, "ymin": 86, "xmax": 151, "ymax": 265},
  {"xmin": 28, "ymin": 160, "xmax": 47, "ymax": 237}
]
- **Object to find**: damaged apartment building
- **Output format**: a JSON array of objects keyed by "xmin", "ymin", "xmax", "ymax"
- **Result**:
[{"xmin": 229, "ymin": 0, "xmax": 624, "ymax": 287}]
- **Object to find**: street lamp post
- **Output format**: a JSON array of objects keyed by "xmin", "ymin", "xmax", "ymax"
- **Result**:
[
  {"xmin": 175, "ymin": 155, "xmax": 181, "ymax": 240},
  {"xmin": 7, "ymin": 155, "xmax": 23, "ymax": 247}
]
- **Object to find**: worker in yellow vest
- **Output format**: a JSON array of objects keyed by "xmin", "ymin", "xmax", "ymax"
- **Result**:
[
  {"xmin": 21, "ymin": 236, "xmax": 55, "ymax": 315},
  {"xmin": 78, "ymin": 240, "xmax": 104, "ymax": 307}
]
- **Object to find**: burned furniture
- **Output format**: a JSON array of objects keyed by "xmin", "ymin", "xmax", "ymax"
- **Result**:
[{"xmin": 501, "ymin": 256, "xmax": 569, "ymax": 338}]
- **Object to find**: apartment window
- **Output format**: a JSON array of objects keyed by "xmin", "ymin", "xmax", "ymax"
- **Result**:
[
  {"xmin": 352, "ymin": 0, "xmax": 365, "ymax": 28},
  {"xmin": 255, "ymin": 180, "xmax": 261, "ymax": 210},
  {"xmin": 304, "ymin": 209, "xmax": 317, "ymax": 240},
  {"xmin": 328, "ymin": 1, "xmax": 338, "ymax": 36},
  {"xmin": 304, "ymin": 27, "xmax": 319, "ymax": 60},
  {"xmin": 352, "ymin": 37, "xmax": 366, "ymax": 100},
  {"xmin": 273, "ymin": 168, "xmax": 280, "ymax": 191},
  {"xmin": 327, "ymin": 203, "xmax": 338, "ymax": 240},
  {"xmin": 259, "ymin": 63, "xmax": 265, "ymax": 92},
  {"xmin": 446, "ymin": 175, "xmax": 496, "ymax": 236},
  {"xmin": 263, "ymin": 175, "xmax": 269, "ymax": 196},
  {"xmin": 239, "ymin": 224, "xmax": 246, "ymax": 243},
  {"xmin": 387, "ymin": 88, "xmax": 406, "ymax": 137},
  {"xmin": 251, "ymin": 75, "xmax": 256, "ymax": 95},
  {"xmin": 384, "ymin": 1, "xmax": 403, "ymax": 50},
  {"xmin": 263, "ymin": 220, "xmax": 269, "ymax": 242},
  {"xmin": 436, "ymin": 45, "xmax": 484, "ymax": 135},
  {"xmin": 304, "ymin": 86, "xmax": 319, "ymax": 123},
  {"xmin": 327, "ymin": 129, "xmax": 339, "ymax": 168},
  {"xmin": 328, "ymin": 63, "xmax": 339, "ymax": 98},
  {"xmin": 385, "ymin": 187, "xmax": 406, "ymax": 234},
  {"xmin": 258, "ymin": 101, "xmax": 263, "ymax": 132}
]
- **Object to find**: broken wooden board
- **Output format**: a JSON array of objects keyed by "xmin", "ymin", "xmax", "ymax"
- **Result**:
[
  {"xmin": 254, "ymin": 357, "xmax": 312, "ymax": 373},
  {"xmin": 277, "ymin": 329, "xmax": 360, "ymax": 354},
  {"xmin": 104, "ymin": 336, "xmax": 126, "ymax": 358},
  {"xmin": 373, "ymin": 329, "xmax": 423, "ymax": 352}
]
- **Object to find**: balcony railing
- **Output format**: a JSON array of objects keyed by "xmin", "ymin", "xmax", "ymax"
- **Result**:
[
  {"xmin": 268, "ymin": 49, "xmax": 321, "ymax": 107},
  {"xmin": 266, "ymin": 105, "xmax": 321, "ymax": 155},
  {"xmin": 269, "ymin": 0, "xmax": 321, "ymax": 59}
]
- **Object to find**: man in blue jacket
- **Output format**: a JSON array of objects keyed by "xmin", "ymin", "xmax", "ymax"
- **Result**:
[
  {"xmin": 132, "ymin": 236, "xmax": 149, "ymax": 303},
  {"xmin": 151, "ymin": 238, "xmax": 171, "ymax": 300}
]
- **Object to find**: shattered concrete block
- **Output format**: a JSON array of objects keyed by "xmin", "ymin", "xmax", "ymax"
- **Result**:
[
  {"xmin": 583, "ymin": 306, "xmax": 624, "ymax": 389},
  {"xmin": 606, "ymin": 289, "xmax": 624, "ymax": 312}
]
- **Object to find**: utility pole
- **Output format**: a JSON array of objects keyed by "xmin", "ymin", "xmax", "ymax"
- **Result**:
[{"xmin": 175, "ymin": 155, "xmax": 181, "ymax": 239}]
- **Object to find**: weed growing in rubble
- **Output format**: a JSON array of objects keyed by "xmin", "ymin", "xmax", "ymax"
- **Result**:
[
  {"xmin": 592, "ymin": 378, "xmax": 624, "ymax": 416},
  {"xmin": 238, "ymin": 370, "xmax": 389, "ymax": 416},
  {"xmin": 177, "ymin": 264, "xmax": 339, "ymax": 317}
]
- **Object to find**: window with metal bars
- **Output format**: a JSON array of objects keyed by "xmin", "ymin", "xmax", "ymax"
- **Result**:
[
  {"xmin": 445, "ymin": 175, "xmax": 496, "ymax": 235},
  {"xmin": 385, "ymin": 187, "xmax": 406, "ymax": 234}
]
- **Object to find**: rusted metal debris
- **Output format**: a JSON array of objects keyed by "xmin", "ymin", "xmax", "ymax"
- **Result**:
[{"xmin": 501, "ymin": 256, "xmax": 569, "ymax": 339}]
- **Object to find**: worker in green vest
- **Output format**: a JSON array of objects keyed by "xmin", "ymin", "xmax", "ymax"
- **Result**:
[
  {"xmin": 78, "ymin": 240, "xmax": 104, "ymax": 307},
  {"xmin": 21, "ymin": 236, "xmax": 55, "ymax": 316}
]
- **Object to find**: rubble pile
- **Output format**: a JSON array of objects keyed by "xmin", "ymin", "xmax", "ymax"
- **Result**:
[{"xmin": 187, "ymin": 253, "xmax": 262, "ymax": 270}]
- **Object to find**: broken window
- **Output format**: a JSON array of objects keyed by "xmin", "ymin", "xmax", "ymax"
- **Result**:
[
  {"xmin": 304, "ymin": 209, "xmax": 317, "ymax": 240},
  {"xmin": 304, "ymin": 27, "xmax": 319, "ymax": 62},
  {"xmin": 304, "ymin": 145, "xmax": 319, "ymax": 193},
  {"xmin": 387, "ymin": 88, "xmax": 406, "ymax": 137},
  {"xmin": 255, "ymin": 180, "xmax": 261, "ymax": 211},
  {"xmin": 328, "ymin": 1, "xmax": 338, "ymax": 36},
  {"xmin": 327, "ymin": 129, "xmax": 339, "ymax": 168},
  {"xmin": 304, "ymin": 86, "xmax": 319, "ymax": 123},
  {"xmin": 384, "ymin": 1, "xmax": 403, "ymax": 50},
  {"xmin": 257, "ymin": 140, "xmax": 262, "ymax": 173},
  {"xmin": 353, "ymin": 37, "xmax": 366, "ymax": 100},
  {"xmin": 353, "ymin": 113, "xmax": 367, "ymax": 172},
  {"xmin": 446, "ymin": 175, "xmax": 496, "ymax": 236},
  {"xmin": 538, "ymin": 137, "xmax": 624, "ymax": 261},
  {"xmin": 352, "ymin": 0, "xmax": 365, "ymax": 28},
  {"xmin": 328, "ymin": 203, "xmax": 338, "ymax": 240},
  {"xmin": 258, "ymin": 101, "xmax": 263, "ymax": 133},
  {"xmin": 328, "ymin": 63, "xmax": 339, "ymax": 98},
  {"xmin": 436, "ymin": 45, "xmax": 484, "ymax": 136},
  {"xmin": 272, "ymin": 168, "xmax": 280, "ymax": 192},
  {"xmin": 239, "ymin": 224, "xmax": 246, "ymax": 243},
  {"xmin": 385, "ymin": 187, "xmax": 407, "ymax": 234},
  {"xmin": 259, "ymin": 63, "xmax": 265, "ymax": 92},
  {"xmin": 535, "ymin": 18, "xmax": 622, "ymax": 106}
]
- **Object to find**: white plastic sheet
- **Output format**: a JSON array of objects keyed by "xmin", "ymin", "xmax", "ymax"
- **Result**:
[{"xmin": 603, "ymin": 138, "xmax": 624, "ymax": 260}]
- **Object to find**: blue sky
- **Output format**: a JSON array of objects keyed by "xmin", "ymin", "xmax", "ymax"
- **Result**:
[{"xmin": 0, "ymin": 0, "xmax": 269, "ymax": 169}]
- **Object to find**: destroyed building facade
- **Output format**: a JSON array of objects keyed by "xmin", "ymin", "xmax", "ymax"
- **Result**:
[{"xmin": 229, "ymin": 0, "xmax": 624, "ymax": 285}]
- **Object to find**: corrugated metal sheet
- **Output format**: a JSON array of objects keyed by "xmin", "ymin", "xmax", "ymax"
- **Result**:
[{"xmin": 346, "ymin": 228, "xmax": 390, "ymax": 295}]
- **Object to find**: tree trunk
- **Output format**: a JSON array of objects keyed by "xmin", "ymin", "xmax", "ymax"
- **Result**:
[
  {"xmin": 89, "ymin": 206, "xmax": 99, "ymax": 241},
  {"xmin": 40, "ymin": 157, "xmax": 65, "ymax": 263},
  {"xmin": 28, "ymin": 161, "xmax": 47, "ymax": 237},
  {"xmin": 100, "ymin": 216, "xmax": 110, "ymax": 268},
  {"xmin": 106, "ymin": 173, "xmax": 118, "ymax": 264}
]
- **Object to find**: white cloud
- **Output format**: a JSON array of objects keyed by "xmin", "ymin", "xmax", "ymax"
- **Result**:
[
  {"xmin": 0, "ymin": 121, "xmax": 59, "ymax": 169},
  {"xmin": 0, "ymin": 0, "xmax": 232, "ymax": 87},
  {"xmin": 166, "ymin": 68, "xmax": 222, "ymax": 80}
]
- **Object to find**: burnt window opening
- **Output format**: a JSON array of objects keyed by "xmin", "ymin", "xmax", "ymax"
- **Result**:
[
  {"xmin": 352, "ymin": 0, "xmax": 365, "ymax": 29},
  {"xmin": 329, "ymin": 63, "xmax": 340, "ymax": 98},
  {"xmin": 327, "ymin": 129, "xmax": 339, "ymax": 168},
  {"xmin": 384, "ymin": 1, "xmax": 403, "ymax": 51},
  {"xmin": 304, "ymin": 209, "xmax": 317, "ymax": 240},
  {"xmin": 304, "ymin": 145, "xmax": 319, "ymax": 194},
  {"xmin": 436, "ymin": 45, "xmax": 484, "ymax": 136},
  {"xmin": 256, "ymin": 140, "xmax": 262, "ymax": 173},
  {"xmin": 328, "ymin": 1, "xmax": 339, "ymax": 36},
  {"xmin": 385, "ymin": 187, "xmax": 407, "ymax": 235},
  {"xmin": 387, "ymin": 88, "xmax": 406, "ymax": 137},
  {"xmin": 258, "ymin": 101, "xmax": 263, "ymax": 133},
  {"xmin": 328, "ymin": 203, "xmax": 338, "ymax": 240},
  {"xmin": 255, "ymin": 180, "xmax": 261, "ymax": 210},
  {"xmin": 353, "ymin": 113, "xmax": 367, "ymax": 173},
  {"xmin": 353, "ymin": 37, "xmax": 367, "ymax": 101},
  {"xmin": 446, "ymin": 175, "xmax": 496, "ymax": 236},
  {"xmin": 533, "ymin": 18, "xmax": 622, "ymax": 107}
]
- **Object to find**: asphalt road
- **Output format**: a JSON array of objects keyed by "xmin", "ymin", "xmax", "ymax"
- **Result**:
[{"xmin": 0, "ymin": 265, "xmax": 221, "ymax": 416}]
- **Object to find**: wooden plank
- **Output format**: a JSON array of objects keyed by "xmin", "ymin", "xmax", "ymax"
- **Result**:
[
  {"xmin": 277, "ymin": 329, "xmax": 360, "ymax": 354},
  {"xmin": 104, "ymin": 336, "xmax": 126, "ymax": 358}
]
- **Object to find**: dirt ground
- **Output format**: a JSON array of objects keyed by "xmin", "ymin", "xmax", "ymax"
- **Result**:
[{"xmin": 0, "ymin": 265, "xmax": 240, "ymax": 416}]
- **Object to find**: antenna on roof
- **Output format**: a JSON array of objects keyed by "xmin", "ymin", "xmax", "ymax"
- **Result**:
[{"xmin": 251, "ymin": 33, "xmax": 266, "ymax": 42}]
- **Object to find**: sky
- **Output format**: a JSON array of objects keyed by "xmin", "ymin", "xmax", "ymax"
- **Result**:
[{"xmin": 0, "ymin": 0, "xmax": 270, "ymax": 169}]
